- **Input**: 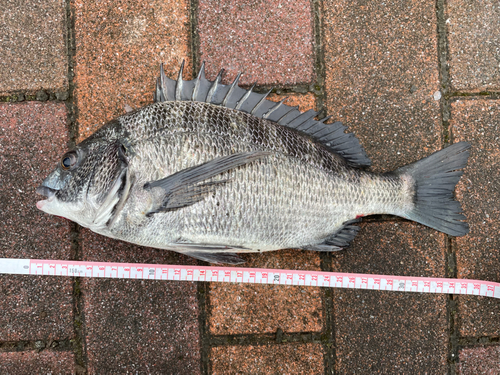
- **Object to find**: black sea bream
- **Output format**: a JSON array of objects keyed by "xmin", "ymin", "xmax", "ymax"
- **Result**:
[{"xmin": 36, "ymin": 63, "xmax": 470, "ymax": 264}]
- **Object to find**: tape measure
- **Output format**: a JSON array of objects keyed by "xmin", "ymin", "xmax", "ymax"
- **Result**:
[{"xmin": 1, "ymin": 258, "xmax": 498, "ymax": 299}]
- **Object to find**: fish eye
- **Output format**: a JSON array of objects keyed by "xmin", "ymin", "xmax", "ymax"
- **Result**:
[{"xmin": 60, "ymin": 151, "xmax": 78, "ymax": 170}]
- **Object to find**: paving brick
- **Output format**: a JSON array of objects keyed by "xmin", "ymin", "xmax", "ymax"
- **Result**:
[
  {"xmin": 334, "ymin": 291, "xmax": 448, "ymax": 372},
  {"xmin": 332, "ymin": 222, "xmax": 447, "ymax": 277},
  {"xmin": 197, "ymin": 0, "xmax": 315, "ymax": 86},
  {"xmin": 81, "ymin": 229, "xmax": 201, "ymax": 373},
  {"xmin": 0, "ymin": 0, "xmax": 68, "ymax": 95},
  {"xmin": 0, "ymin": 351, "xmax": 75, "ymax": 375},
  {"xmin": 332, "ymin": 222, "xmax": 449, "ymax": 372},
  {"xmin": 267, "ymin": 92, "xmax": 317, "ymax": 112},
  {"xmin": 324, "ymin": 0, "xmax": 441, "ymax": 172},
  {"xmin": 458, "ymin": 346, "xmax": 500, "ymax": 375},
  {"xmin": 208, "ymin": 250, "xmax": 322, "ymax": 335},
  {"xmin": 447, "ymin": 0, "xmax": 500, "ymax": 92},
  {"xmin": 451, "ymin": 99, "xmax": 500, "ymax": 337},
  {"xmin": 0, "ymin": 275, "xmax": 73, "ymax": 341},
  {"xmin": 0, "ymin": 103, "xmax": 70, "ymax": 259},
  {"xmin": 0, "ymin": 102, "xmax": 73, "ymax": 341},
  {"xmin": 210, "ymin": 343, "xmax": 324, "ymax": 374},
  {"xmin": 73, "ymin": 0, "xmax": 191, "ymax": 140}
]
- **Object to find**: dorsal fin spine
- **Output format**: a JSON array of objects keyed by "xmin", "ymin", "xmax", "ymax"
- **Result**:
[
  {"xmin": 175, "ymin": 60, "xmax": 185, "ymax": 101},
  {"xmin": 159, "ymin": 64, "xmax": 167, "ymax": 102},
  {"xmin": 289, "ymin": 110, "xmax": 318, "ymax": 130},
  {"xmin": 235, "ymin": 83, "xmax": 256, "ymax": 110},
  {"xmin": 250, "ymin": 89, "xmax": 272, "ymax": 115},
  {"xmin": 320, "ymin": 115, "xmax": 333, "ymax": 124},
  {"xmin": 206, "ymin": 69, "xmax": 223, "ymax": 103},
  {"xmin": 192, "ymin": 62, "xmax": 206, "ymax": 101},
  {"xmin": 222, "ymin": 72, "xmax": 242, "ymax": 107},
  {"xmin": 276, "ymin": 106, "xmax": 297, "ymax": 124},
  {"xmin": 262, "ymin": 98, "xmax": 287, "ymax": 119}
]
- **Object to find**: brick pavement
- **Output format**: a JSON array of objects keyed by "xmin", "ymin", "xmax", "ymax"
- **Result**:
[{"xmin": 0, "ymin": 0, "xmax": 498, "ymax": 373}]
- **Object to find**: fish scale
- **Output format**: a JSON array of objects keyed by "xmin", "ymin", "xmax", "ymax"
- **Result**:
[{"xmin": 36, "ymin": 64, "xmax": 470, "ymax": 264}]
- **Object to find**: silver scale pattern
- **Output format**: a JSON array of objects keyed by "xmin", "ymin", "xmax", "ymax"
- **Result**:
[{"xmin": 103, "ymin": 100, "xmax": 408, "ymax": 251}]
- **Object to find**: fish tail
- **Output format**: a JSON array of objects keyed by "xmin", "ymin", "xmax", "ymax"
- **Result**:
[{"xmin": 394, "ymin": 142, "xmax": 471, "ymax": 236}]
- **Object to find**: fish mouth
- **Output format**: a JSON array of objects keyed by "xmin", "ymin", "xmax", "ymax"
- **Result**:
[{"xmin": 36, "ymin": 185, "xmax": 57, "ymax": 210}]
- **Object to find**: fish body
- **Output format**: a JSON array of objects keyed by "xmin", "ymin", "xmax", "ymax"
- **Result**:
[{"xmin": 36, "ymin": 64, "xmax": 470, "ymax": 264}]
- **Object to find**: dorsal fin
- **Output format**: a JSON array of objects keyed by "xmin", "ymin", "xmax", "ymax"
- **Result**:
[{"xmin": 154, "ymin": 62, "xmax": 371, "ymax": 167}]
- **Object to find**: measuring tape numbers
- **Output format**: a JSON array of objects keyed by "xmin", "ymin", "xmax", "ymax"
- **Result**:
[{"xmin": 0, "ymin": 258, "xmax": 498, "ymax": 299}]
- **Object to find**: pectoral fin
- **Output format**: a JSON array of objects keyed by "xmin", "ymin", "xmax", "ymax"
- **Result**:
[{"xmin": 144, "ymin": 151, "xmax": 270, "ymax": 216}]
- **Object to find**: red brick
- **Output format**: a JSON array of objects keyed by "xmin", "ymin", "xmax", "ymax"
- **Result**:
[
  {"xmin": 211, "ymin": 343, "xmax": 324, "ymax": 374},
  {"xmin": 81, "ymin": 229, "xmax": 201, "ymax": 374},
  {"xmin": 73, "ymin": 0, "xmax": 191, "ymax": 140},
  {"xmin": 332, "ymin": 222, "xmax": 449, "ymax": 372},
  {"xmin": 458, "ymin": 346, "xmax": 500, "ymax": 375},
  {"xmin": 451, "ymin": 99, "xmax": 500, "ymax": 337},
  {"xmin": 209, "ymin": 250, "xmax": 322, "ymax": 335},
  {"xmin": 197, "ymin": 0, "xmax": 315, "ymax": 86},
  {"xmin": 0, "ymin": 0, "xmax": 68, "ymax": 95},
  {"xmin": 334, "ymin": 292, "xmax": 448, "ymax": 373},
  {"xmin": 332, "ymin": 222, "xmax": 446, "ymax": 277},
  {"xmin": 0, "ymin": 103, "xmax": 73, "ymax": 341},
  {"xmin": 0, "ymin": 351, "xmax": 75, "ymax": 375},
  {"xmin": 0, "ymin": 103, "xmax": 71, "ymax": 259},
  {"xmin": 447, "ymin": 0, "xmax": 500, "ymax": 91},
  {"xmin": 324, "ymin": 0, "xmax": 441, "ymax": 172}
]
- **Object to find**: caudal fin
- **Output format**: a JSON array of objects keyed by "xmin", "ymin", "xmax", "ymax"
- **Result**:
[{"xmin": 395, "ymin": 142, "xmax": 470, "ymax": 236}]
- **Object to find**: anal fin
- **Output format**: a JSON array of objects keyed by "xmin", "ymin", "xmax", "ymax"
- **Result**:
[{"xmin": 303, "ymin": 219, "xmax": 361, "ymax": 252}]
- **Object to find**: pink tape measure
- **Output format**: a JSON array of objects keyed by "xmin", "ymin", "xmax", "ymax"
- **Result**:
[{"xmin": 1, "ymin": 258, "xmax": 498, "ymax": 299}]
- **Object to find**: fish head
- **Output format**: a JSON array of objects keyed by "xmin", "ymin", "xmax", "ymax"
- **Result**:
[{"xmin": 36, "ymin": 137, "xmax": 128, "ymax": 228}]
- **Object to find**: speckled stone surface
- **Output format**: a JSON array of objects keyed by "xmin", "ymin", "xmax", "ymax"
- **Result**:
[
  {"xmin": 332, "ymin": 222, "xmax": 446, "ymax": 277},
  {"xmin": 458, "ymin": 346, "xmax": 500, "ymax": 375},
  {"xmin": 0, "ymin": 0, "xmax": 68, "ymax": 95},
  {"xmin": 0, "ymin": 103, "xmax": 70, "ymax": 259},
  {"xmin": 332, "ymin": 222, "xmax": 449, "ymax": 372},
  {"xmin": 447, "ymin": 0, "xmax": 500, "ymax": 92},
  {"xmin": 0, "ymin": 351, "xmax": 75, "ymax": 375},
  {"xmin": 0, "ymin": 275, "xmax": 73, "ymax": 341},
  {"xmin": 209, "ymin": 250, "xmax": 322, "ymax": 335},
  {"xmin": 323, "ymin": 0, "xmax": 442, "ymax": 172},
  {"xmin": 80, "ymin": 229, "xmax": 201, "ymax": 373},
  {"xmin": 451, "ymin": 99, "xmax": 500, "ymax": 337},
  {"xmin": 211, "ymin": 343, "xmax": 324, "ymax": 374},
  {"xmin": 0, "ymin": 102, "xmax": 73, "ymax": 341},
  {"xmin": 197, "ymin": 0, "xmax": 315, "ymax": 86},
  {"xmin": 335, "ymin": 291, "xmax": 448, "ymax": 373},
  {"xmin": 73, "ymin": 0, "xmax": 191, "ymax": 140}
]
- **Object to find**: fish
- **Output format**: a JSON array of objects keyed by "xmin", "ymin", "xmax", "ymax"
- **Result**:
[{"xmin": 36, "ymin": 62, "xmax": 470, "ymax": 264}]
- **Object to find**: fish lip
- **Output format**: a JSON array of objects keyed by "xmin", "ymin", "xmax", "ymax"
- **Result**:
[{"xmin": 36, "ymin": 185, "xmax": 57, "ymax": 201}]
